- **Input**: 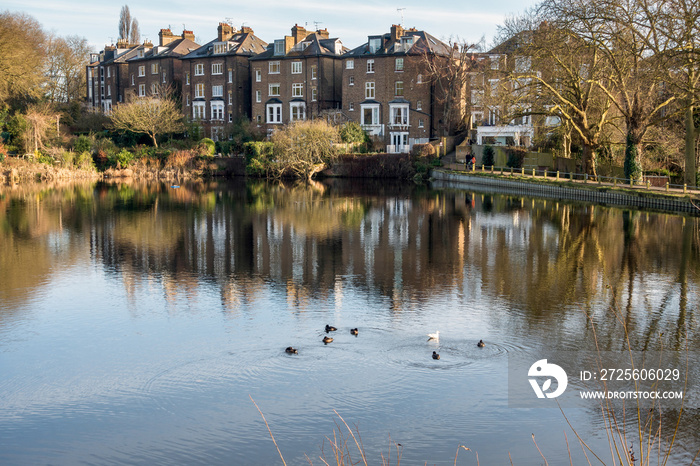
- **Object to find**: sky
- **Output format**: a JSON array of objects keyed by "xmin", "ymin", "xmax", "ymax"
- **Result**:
[{"xmin": 4, "ymin": 0, "xmax": 539, "ymax": 52}]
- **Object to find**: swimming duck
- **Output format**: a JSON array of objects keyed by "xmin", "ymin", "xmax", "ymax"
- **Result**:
[
  {"xmin": 285, "ymin": 346, "xmax": 298, "ymax": 354},
  {"xmin": 350, "ymin": 328, "xmax": 358, "ymax": 335},
  {"xmin": 427, "ymin": 330, "xmax": 440, "ymax": 341},
  {"xmin": 477, "ymin": 340, "xmax": 485, "ymax": 347},
  {"xmin": 325, "ymin": 325, "xmax": 337, "ymax": 332},
  {"xmin": 432, "ymin": 351, "xmax": 440, "ymax": 360},
  {"xmin": 323, "ymin": 336, "xmax": 334, "ymax": 344}
]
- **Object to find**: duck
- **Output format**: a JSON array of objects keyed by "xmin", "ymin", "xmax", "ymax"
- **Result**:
[
  {"xmin": 285, "ymin": 346, "xmax": 298, "ymax": 354},
  {"xmin": 427, "ymin": 330, "xmax": 440, "ymax": 341},
  {"xmin": 350, "ymin": 328, "xmax": 359, "ymax": 335},
  {"xmin": 432, "ymin": 351, "xmax": 440, "ymax": 360},
  {"xmin": 323, "ymin": 336, "xmax": 334, "ymax": 344},
  {"xmin": 325, "ymin": 324, "xmax": 337, "ymax": 332},
  {"xmin": 477, "ymin": 339, "xmax": 485, "ymax": 347}
]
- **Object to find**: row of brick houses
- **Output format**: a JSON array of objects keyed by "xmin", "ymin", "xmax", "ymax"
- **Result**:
[{"xmin": 88, "ymin": 22, "xmax": 531, "ymax": 153}]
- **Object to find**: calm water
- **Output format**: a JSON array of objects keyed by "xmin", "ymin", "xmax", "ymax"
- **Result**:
[{"xmin": 1, "ymin": 178, "xmax": 698, "ymax": 465}]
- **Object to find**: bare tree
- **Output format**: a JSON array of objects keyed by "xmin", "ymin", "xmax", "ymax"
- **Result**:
[
  {"xmin": 118, "ymin": 5, "xmax": 140, "ymax": 45},
  {"xmin": 110, "ymin": 88, "xmax": 184, "ymax": 147},
  {"xmin": 270, "ymin": 120, "xmax": 339, "ymax": 180},
  {"xmin": 45, "ymin": 34, "xmax": 92, "ymax": 103},
  {"xmin": 0, "ymin": 11, "xmax": 47, "ymax": 106},
  {"xmin": 23, "ymin": 103, "xmax": 58, "ymax": 154}
]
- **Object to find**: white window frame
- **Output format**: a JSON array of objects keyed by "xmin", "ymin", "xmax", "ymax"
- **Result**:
[
  {"xmin": 255, "ymin": 69, "xmax": 262, "ymax": 82},
  {"xmin": 266, "ymin": 103, "xmax": 282, "ymax": 124},
  {"xmin": 138, "ymin": 66, "xmax": 145, "ymax": 77},
  {"xmin": 138, "ymin": 83, "xmax": 145, "ymax": 97},
  {"xmin": 151, "ymin": 63, "xmax": 159, "ymax": 74},
  {"xmin": 210, "ymin": 101, "xmax": 225, "ymax": 121},
  {"xmin": 349, "ymin": 102, "xmax": 354, "ymax": 111},
  {"xmin": 389, "ymin": 103, "xmax": 409, "ymax": 126},
  {"xmin": 292, "ymin": 83, "xmax": 303, "ymax": 97},
  {"xmin": 290, "ymin": 101, "xmax": 306, "ymax": 121},
  {"xmin": 349, "ymin": 76, "xmax": 354, "ymax": 86},
  {"xmin": 346, "ymin": 59, "xmax": 354, "ymax": 69},
  {"xmin": 256, "ymin": 90, "xmax": 261, "ymax": 102},
  {"xmin": 395, "ymin": 81, "xmax": 404, "ymax": 96},
  {"xmin": 365, "ymin": 81, "xmax": 375, "ymax": 99},
  {"xmin": 193, "ymin": 101, "xmax": 205, "ymax": 120},
  {"xmin": 185, "ymin": 72, "xmax": 190, "ymax": 85},
  {"xmin": 416, "ymin": 100, "xmax": 422, "ymax": 111},
  {"xmin": 395, "ymin": 58, "xmax": 404, "ymax": 71},
  {"xmin": 269, "ymin": 83, "xmax": 280, "ymax": 96},
  {"xmin": 291, "ymin": 61, "xmax": 302, "ymax": 74},
  {"xmin": 195, "ymin": 83, "xmax": 205, "ymax": 98},
  {"xmin": 360, "ymin": 103, "xmax": 380, "ymax": 126},
  {"xmin": 212, "ymin": 63, "xmax": 223, "ymax": 75},
  {"xmin": 311, "ymin": 65, "xmax": 317, "ymax": 80},
  {"xmin": 195, "ymin": 63, "xmax": 204, "ymax": 76},
  {"xmin": 228, "ymin": 69, "xmax": 233, "ymax": 83},
  {"xmin": 212, "ymin": 85, "xmax": 223, "ymax": 98},
  {"xmin": 311, "ymin": 87, "xmax": 317, "ymax": 101},
  {"xmin": 269, "ymin": 61, "xmax": 280, "ymax": 74},
  {"xmin": 367, "ymin": 59, "xmax": 375, "ymax": 73}
]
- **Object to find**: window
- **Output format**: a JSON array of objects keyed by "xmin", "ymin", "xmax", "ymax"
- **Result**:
[
  {"xmin": 346, "ymin": 59, "xmax": 354, "ymax": 69},
  {"xmin": 515, "ymin": 56, "xmax": 531, "ymax": 72},
  {"xmin": 193, "ymin": 102, "xmax": 205, "ymax": 119},
  {"xmin": 395, "ymin": 58, "xmax": 404, "ymax": 71},
  {"xmin": 185, "ymin": 72, "xmax": 190, "ymax": 85},
  {"xmin": 416, "ymin": 74, "xmax": 422, "ymax": 84},
  {"xmin": 228, "ymin": 113, "xmax": 233, "ymax": 123},
  {"xmin": 471, "ymin": 89, "xmax": 484, "ymax": 105},
  {"xmin": 367, "ymin": 59, "xmax": 375, "ymax": 73},
  {"xmin": 365, "ymin": 82, "xmax": 375, "ymax": 99},
  {"xmin": 349, "ymin": 76, "xmax": 354, "ymax": 86},
  {"xmin": 138, "ymin": 66, "xmax": 145, "ymax": 77},
  {"xmin": 274, "ymin": 40, "xmax": 285, "ymax": 56},
  {"xmin": 269, "ymin": 61, "xmax": 280, "ymax": 74},
  {"xmin": 361, "ymin": 104, "xmax": 380, "ymax": 125},
  {"xmin": 256, "ymin": 115, "xmax": 262, "ymax": 123},
  {"xmin": 107, "ymin": 85, "xmax": 111, "ymax": 96},
  {"xmin": 162, "ymin": 72, "xmax": 166, "ymax": 83},
  {"xmin": 228, "ymin": 69, "xmax": 232, "ymax": 83},
  {"xmin": 266, "ymin": 103, "xmax": 282, "ymax": 123},
  {"xmin": 291, "ymin": 62, "xmax": 302, "ymax": 74},
  {"xmin": 255, "ymin": 69, "xmax": 261, "ymax": 82},
  {"xmin": 349, "ymin": 102, "xmax": 354, "ymax": 111},
  {"xmin": 151, "ymin": 63, "xmax": 159, "ymax": 74},
  {"xmin": 214, "ymin": 43, "xmax": 227, "ymax": 54},
  {"xmin": 212, "ymin": 63, "xmax": 223, "ymax": 75},
  {"xmin": 416, "ymin": 100, "xmax": 422, "ymax": 111},
  {"xmin": 269, "ymin": 83, "xmax": 280, "ymax": 96},
  {"xmin": 390, "ymin": 104, "xmax": 409, "ymax": 126},
  {"xmin": 311, "ymin": 87, "xmax": 317, "ymax": 101},
  {"xmin": 419, "ymin": 119, "xmax": 424, "ymax": 128},
  {"xmin": 212, "ymin": 85, "xmax": 223, "ymax": 97},
  {"xmin": 195, "ymin": 63, "xmax": 204, "ymax": 76},
  {"xmin": 311, "ymin": 65, "xmax": 317, "ymax": 80},
  {"xmin": 186, "ymin": 95, "xmax": 190, "ymax": 106},
  {"xmin": 151, "ymin": 83, "xmax": 158, "ymax": 95},
  {"xmin": 107, "ymin": 67, "xmax": 111, "ymax": 78},
  {"xmin": 490, "ymin": 56, "xmax": 499, "ymax": 70},
  {"xmin": 138, "ymin": 84, "xmax": 145, "ymax": 96},
  {"xmin": 211, "ymin": 101, "xmax": 224, "ymax": 120},
  {"xmin": 395, "ymin": 81, "xmax": 404, "ymax": 96},
  {"xmin": 256, "ymin": 90, "xmax": 261, "ymax": 102},
  {"xmin": 290, "ymin": 102, "xmax": 306, "ymax": 121},
  {"xmin": 369, "ymin": 38, "xmax": 381, "ymax": 54},
  {"xmin": 131, "ymin": 74, "xmax": 134, "ymax": 85},
  {"xmin": 195, "ymin": 83, "xmax": 205, "ymax": 98},
  {"xmin": 228, "ymin": 92, "xmax": 232, "ymax": 105},
  {"xmin": 292, "ymin": 83, "xmax": 303, "ymax": 97}
]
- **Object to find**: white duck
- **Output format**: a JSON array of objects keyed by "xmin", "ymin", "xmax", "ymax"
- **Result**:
[{"xmin": 427, "ymin": 330, "xmax": 440, "ymax": 341}]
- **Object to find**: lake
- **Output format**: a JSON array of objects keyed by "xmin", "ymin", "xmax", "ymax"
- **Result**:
[{"xmin": 1, "ymin": 178, "xmax": 698, "ymax": 465}]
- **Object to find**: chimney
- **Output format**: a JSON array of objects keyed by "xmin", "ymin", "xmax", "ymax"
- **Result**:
[
  {"xmin": 316, "ymin": 28, "xmax": 329, "ymax": 39},
  {"xmin": 182, "ymin": 30, "xmax": 195, "ymax": 41},
  {"xmin": 218, "ymin": 22, "xmax": 235, "ymax": 41},
  {"xmin": 159, "ymin": 28, "xmax": 175, "ymax": 46},
  {"xmin": 240, "ymin": 26, "xmax": 254, "ymax": 34},
  {"xmin": 390, "ymin": 24, "xmax": 404, "ymax": 42},
  {"xmin": 291, "ymin": 24, "xmax": 307, "ymax": 44}
]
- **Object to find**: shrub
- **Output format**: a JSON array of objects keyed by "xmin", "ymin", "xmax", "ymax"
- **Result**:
[
  {"xmin": 244, "ymin": 141, "xmax": 275, "ymax": 177},
  {"xmin": 74, "ymin": 135, "xmax": 92, "ymax": 153},
  {"xmin": 482, "ymin": 145, "xmax": 495, "ymax": 167},
  {"xmin": 411, "ymin": 143, "xmax": 436, "ymax": 158},
  {"xmin": 0, "ymin": 142, "xmax": 8, "ymax": 163},
  {"xmin": 115, "ymin": 149, "xmax": 135, "ymax": 168},
  {"xmin": 75, "ymin": 151, "xmax": 95, "ymax": 170},
  {"xmin": 199, "ymin": 138, "xmax": 216, "ymax": 157},
  {"xmin": 505, "ymin": 147, "xmax": 527, "ymax": 168},
  {"xmin": 270, "ymin": 120, "xmax": 339, "ymax": 179},
  {"xmin": 166, "ymin": 150, "xmax": 196, "ymax": 169},
  {"xmin": 339, "ymin": 122, "xmax": 369, "ymax": 144}
]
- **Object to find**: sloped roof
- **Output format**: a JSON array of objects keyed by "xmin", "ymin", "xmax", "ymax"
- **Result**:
[
  {"xmin": 181, "ymin": 32, "xmax": 268, "ymax": 60},
  {"xmin": 249, "ymin": 33, "xmax": 346, "ymax": 61},
  {"xmin": 344, "ymin": 30, "xmax": 452, "ymax": 58},
  {"xmin": 127, "ymin": 38, "xmax": 200, "ymax": 62}
]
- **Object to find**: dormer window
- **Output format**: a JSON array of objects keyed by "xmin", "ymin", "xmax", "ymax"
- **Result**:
[
  {"xmin": 369, "ymin": 37, "xmax": 382, "ymax": 54},
  {"xmin": 213, "ymin": 43, "xmax": 228, "ymax": 54},
  {"xmin": 138, "ymin": 49, "xmax": 144, "ymax": 58},
  {"xmin": 274, "ymin": 40, "xmax": 285, "ymax": 56},
  {"xmin": 401, "ymin": 37, "xmax": 414, "ymax": 49}
]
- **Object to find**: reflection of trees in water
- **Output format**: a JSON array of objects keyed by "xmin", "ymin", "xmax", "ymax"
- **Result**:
[{"xmin": 1, "ymin": 181, "xmax": 699, "ymax": 347}]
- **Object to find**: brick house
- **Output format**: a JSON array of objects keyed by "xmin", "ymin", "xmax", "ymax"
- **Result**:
[
  {"xmin": 87, "ymin": 39, "xmax": 143, "ymax": 114},
  {"xmin": 249, "ymin": 25, "xmax": 345, "ymax": 135},
  {"xmin": 125, "ymin": 29, "xmax": 199, "ymax": 107},
  {"xmin": 181, "ymin": 23, "xmax": 268, "ymax": 141},
  {"xmin": 342, "ymin": 25, "xmax": 453, "ymax": 153}
]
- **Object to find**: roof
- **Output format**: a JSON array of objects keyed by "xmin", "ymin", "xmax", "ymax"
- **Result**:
[
  {"xmin": 128, "ymin": 38, "xmax": 200, "ymax": 62},
  {"xmin": 181, "ymin": 32, "xmax": 268, "ymax": 60},
  {"xmin": 344, "ymin": 30, "xmax": 452, "ymax": 58},
  {"xmin": 249, "ymin": 33, "xmax": 346, "ymax": 61}
]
